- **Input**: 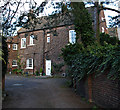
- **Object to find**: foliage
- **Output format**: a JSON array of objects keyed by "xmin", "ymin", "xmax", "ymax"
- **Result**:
[
  {"xmin": 40, "ymin": 67, "xmax": 43, "ymax": 73},
  {"xmin": 1, "ymin": 1, "xmax": 47, "ymax": 36},
  {"xmin": 35, "ymin": 70, "xmax": 39, "ymax": 76},
  {"xmin": 15, "ymin": 55, "xmax": 25, "ymax": 74},
  {"xmin": 12, "ymin": 68, "xmax": 23, "ymax": 74},
  {"xmin": 61, "ymin": 2, "xmax": 120, "ymax": 81},
  {"xmin": 12, "ymin": 55, "xmax": 25, "ymax": 74},
  {"xmin": 100, "ymin": 33, "xmax": 119, "ymax": 46},
  {"xmin": 62, "ymin": 42, "xmax": 120, "ymax": 80},
  {"xmin": 70, "ymin": 2, "xmax": 95, "ymax": 46},
  {"xmin": 61, "ymin": 43, "xmax": 85, "ymax": 65},
  {"xmin": 53, "ymin": 62, "xmax": 64, "ymax": 74}
]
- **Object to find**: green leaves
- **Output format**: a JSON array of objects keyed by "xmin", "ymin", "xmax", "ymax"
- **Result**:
[{"xmin": 62, "ymin": 42, "xmax": 120, "ymax": 81}]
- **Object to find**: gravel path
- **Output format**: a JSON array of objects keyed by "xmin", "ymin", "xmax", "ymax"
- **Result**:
[{"xmin": 2, "ymin": 75, "xmax": 94, "ymax": 108}]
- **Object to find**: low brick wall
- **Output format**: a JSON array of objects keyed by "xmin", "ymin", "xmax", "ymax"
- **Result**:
[
  {"xmin": 92, "ymin": 74, "xmax": 120, "ymax": 108},
  {"xmin": 73, "ymin": 77, "xmax": 89, "ymax": 100},
  {"xmin": 74, "ymin": 73, "xmax": 120, "ymax": 108}
]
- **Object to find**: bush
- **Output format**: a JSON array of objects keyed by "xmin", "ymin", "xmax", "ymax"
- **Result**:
[
  {"xmin": 53, "ymin": 62, "xmax": 64, "ymax": 74},
  {"xmin": 62, "ymin": 43, "xmax": 120, "ymax": 80},
  {"xmin": 100, "ymin": 33, "xmax": 119, "ymax": 46},
  {"xmin": 35, "ymin": 70, "xmax": 39, "ymax": 76},
  {"xmin": 40, "ymin": 68, "xmax": 43, "ymax": 73}
]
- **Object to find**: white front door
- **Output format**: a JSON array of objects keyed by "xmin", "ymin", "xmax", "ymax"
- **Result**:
[{"xmin": 46, "ymin": 60, "xmax": 51, "ymax": 76}]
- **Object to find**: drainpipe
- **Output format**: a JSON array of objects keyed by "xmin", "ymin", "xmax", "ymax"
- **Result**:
[{"xmin": 33, "ymin": 52, "xmax": 35, "ymax": 75}]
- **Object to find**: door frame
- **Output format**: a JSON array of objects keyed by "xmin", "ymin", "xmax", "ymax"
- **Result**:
[{"xmin": 45, "ymin": 59, "xmax": 51, "ymax": 76}]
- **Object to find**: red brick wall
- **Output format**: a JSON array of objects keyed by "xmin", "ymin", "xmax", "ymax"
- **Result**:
[
  {"xmin": 18, "ymin": 30, "xmax": 44, "ymax": 74},
  {"xmin": 18, "ymin": 25, "xmax": 75, "ymax": 74},
  {"xmin": 7, "ymin": 36, "xmax": 19, "ymax": 72},
  {"xmin": 44, "ymin": 25, "xmax": 74, "ymax": 73},
  {"xmin": 92, "ymin": 73, "xmax": 120, "ymax": 108}
]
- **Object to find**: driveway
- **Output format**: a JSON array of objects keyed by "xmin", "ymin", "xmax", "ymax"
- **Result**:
[{"xmin": 3, "ymin": 75, "xmax": 94, "ymax": 108}]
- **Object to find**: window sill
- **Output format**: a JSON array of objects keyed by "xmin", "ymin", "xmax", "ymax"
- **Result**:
[
  {"xmin": 13, "ymin": 49, "xmax": 17, "ymax": 50},
  {"xmin": 20, "ymin": 47, "xmax": 26, "ymax": 49},
  {"xmin": 25, "ymin": 67, "xmax": 33, "ymax": 69},
  {"xmin": 12, "ymin": 65, "xmax": 18, "ymax": 67},
  {"xmin": 27, "ymin": 44, "xmax": 35, "ymax": 47}
]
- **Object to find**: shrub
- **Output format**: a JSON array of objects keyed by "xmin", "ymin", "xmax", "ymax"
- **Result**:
[
  {"xmin": 35, "ymin": 70, "xmax": 39, "ymax": 76},
  {"xmin": 62, "ymin": 43, "xmax": 120, "ymax": 80}
]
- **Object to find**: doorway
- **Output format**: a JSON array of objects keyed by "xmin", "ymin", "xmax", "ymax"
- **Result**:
[{"xmin": 46, "ymin": 60, "xmax": 51, "ymax": 76}]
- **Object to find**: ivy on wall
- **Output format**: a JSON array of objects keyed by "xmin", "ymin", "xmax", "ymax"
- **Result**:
[
  {"xmin": 61, "ymin": 2, "xmax": 120, "ymax": 81},
  {"xmin": 62, "ymin": 42, "xmax": 120, "ymax": 80}
]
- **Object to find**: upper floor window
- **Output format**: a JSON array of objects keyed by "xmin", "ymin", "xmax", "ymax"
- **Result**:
[
  {"xmin": 21, "ymin": 38, "xmax": 26, "ymax": 48},
  {"xmin": 12, "ymin": 60, "xmax": 17, "ymax": 66},
  {"xmin": 102, "ymin": 27, "xmax": 104, "ymax": 33},
  {"xmin": 69, "ymin": 30, "xmax": 76, "ymax": 44},
  {"xmin": 30, "ymin": 35, "xmax": 34, "ymax": 45},
  {"xmin": 26, "ymin": 58, "xmax": 33, "ymax": 69},
  {"xmin": 13, "ymin": 44, "xmax": 17, "ymax": 50}
]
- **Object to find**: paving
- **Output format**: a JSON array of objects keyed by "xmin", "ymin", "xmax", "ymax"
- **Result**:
[{"xmin": 2, "ymin": 74, "xmax": 94, "ymax": 108}]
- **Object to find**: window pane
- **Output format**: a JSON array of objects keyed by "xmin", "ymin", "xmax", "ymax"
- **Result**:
[
  {"xmin": 21, "ymin": 38, "xmax": 26, "ymax": 48},
  {"xmin": 47, "ymin": 37, "xmax": 50, "ymax": 43},
  {"xmin": 26, "ymin": 59, "xmax": 33, "ymax": 68},
  {"xmin": 30, "ymin": 35, "xmax": 34, "ymax": 45},
  {"xmin": 69, "ymin": 30, "xmax": 76, "ymax": 44},
  {"xmin": 13, "ymin": 44, "xmax": 17, "ymax": 50},
  {"xmin": 12, "ymin": 60, "xmax": 17, "ymax": 65}
]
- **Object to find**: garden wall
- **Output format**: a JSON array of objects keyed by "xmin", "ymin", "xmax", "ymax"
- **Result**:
[
  {"xmin": 74, "ymin": 73, "xmax": 120, "ymax": 108},
  {"xmin": 75, "ymin": 77, "xmax": 89, "ymax": 100},
  {"xmin": 92, "ymin": 74, "xmax": 120, "ymax": 108}
]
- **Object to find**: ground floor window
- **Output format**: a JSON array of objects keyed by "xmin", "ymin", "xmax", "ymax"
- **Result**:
[
  {"xmin": 12, "ymin": 60, "xmax": 17, "ymax": 66},
  {"xmin": 26, "ymin": 58, "xmax": 33, "ymax": 69}
]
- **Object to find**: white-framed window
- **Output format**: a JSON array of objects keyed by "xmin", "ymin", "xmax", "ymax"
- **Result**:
[
  {"xmin": 47, "ymin": 37, "xmax": 50, "ymax": 43},
  {"xmin": 30, "ymin": 35, "xmax": 34, "ymax": 45},
  {"xmin": 12, "ymin": 60, "xmax": 17, "ymax": 67},
  {"xmin": 26, "ymin": 58, "xmax": 33, "ymax": 69},
  {"xmin": 69, "ymin": 30, "xmax": 76, "ymax": 44},
  {"xmin": 102, "ymin": 27, "xmax": 104, "ymax": 33},
  {"xmin": 21, "ymin": 38, "xmax": 26, "ymax": 48},
  {"xmin": 13, "ymin": 44, "xmax": 17, "ymax": 50}
]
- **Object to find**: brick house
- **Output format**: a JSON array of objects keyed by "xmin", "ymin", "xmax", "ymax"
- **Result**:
[
  {"xmin": 7, "ymin": 7, "xmax": 107, "ymax": 75},
  {"xmin": 7, "ymin": 35, "xmax": 19, "ymax": 73}
]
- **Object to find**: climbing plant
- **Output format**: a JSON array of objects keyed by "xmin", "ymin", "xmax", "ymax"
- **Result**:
[{"xmin": 61, "ymin": 2, "xmax": 120, "ymax": 81}]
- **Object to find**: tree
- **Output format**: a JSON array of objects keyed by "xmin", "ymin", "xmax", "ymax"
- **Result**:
[{"xmin": 0, "ymin": 0, "xmax": 48, "ymax": 36}]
